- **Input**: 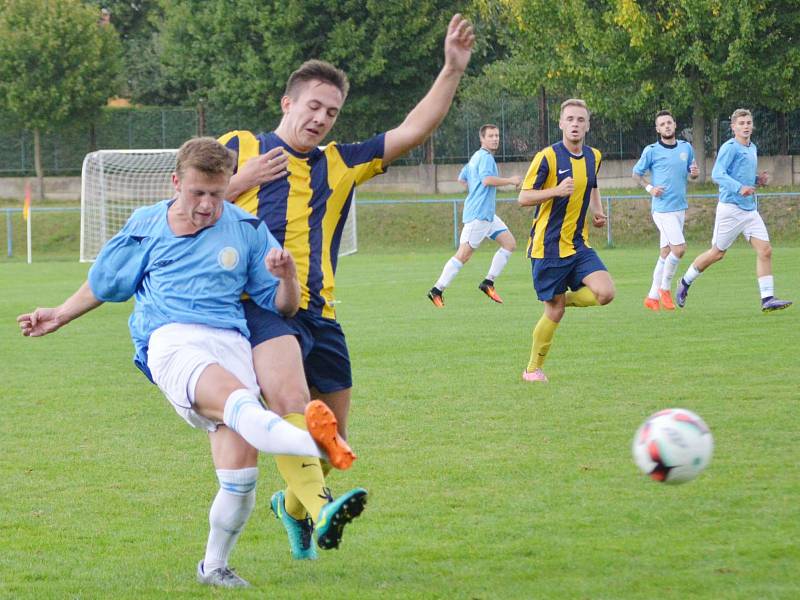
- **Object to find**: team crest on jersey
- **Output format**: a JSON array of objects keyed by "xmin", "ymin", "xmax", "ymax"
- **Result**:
[
  {"xmin": 217, "ymin": 247, "xmax": 239, "ymax": 271},
  {"xmin": 679, "ymin": 152, "xmax": 688, "ymax": 161}
]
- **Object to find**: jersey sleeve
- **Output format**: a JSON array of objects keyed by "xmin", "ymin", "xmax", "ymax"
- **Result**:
[
  {"xmin": 217, "ymin": 130, "xmax": 260, "ymax": 175},
  {"xmin": 87, "ymin": 215, "xmax": 151, "ymax": 302},
  {"xmin": 711, "ymin": 143, "xmax": 743, "ymax": 194},
  {"xmin": 686, "ymin": 144, "xmax": 696, "ymax": 173},
  {"xmin": 458, "ymin": 164, "xmax": 468, "ymax": 182},
  {"xmin": 333, "ymin": 133, "xmax": 386, "ymax": 185},
  {"xmin": 243, "ymin": 221, "xmax": 281, "ymax": 311},
  {"xmin": 632, "ymin": 146, "xmax": 652, "ymax": 176},
  {"xmin": 593, "ymin": 148, "xmax": 602, "ymax": 187},
  {"xmin": 522, "ymin": 151, "xmax": 549, "ymax": 190},
  {"xmin": 477, "ymin": 153, "xmax": 497, "ymax": 181}
]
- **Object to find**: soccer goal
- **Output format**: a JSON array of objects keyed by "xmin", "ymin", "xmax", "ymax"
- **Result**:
[{"xmin": 80, "ymin": 149, "xmax": 358, "ymax": 262}]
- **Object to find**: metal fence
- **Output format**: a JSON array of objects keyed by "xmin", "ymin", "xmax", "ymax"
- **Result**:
[{"xmin": 1, "ymin": 99, "xmax": 800, "ymax": 175}]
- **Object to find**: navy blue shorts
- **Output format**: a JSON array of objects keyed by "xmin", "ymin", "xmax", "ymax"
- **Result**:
[
  {"xmin": 531, "ymin": 248, "xmax": 607, "ymax": 301},
  {"xmin": 243, "ymin": 300, "xmax": 352, "ymax": 393}
]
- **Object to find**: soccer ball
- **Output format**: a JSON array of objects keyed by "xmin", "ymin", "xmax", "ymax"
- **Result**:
[{"xmin": 632, "ymin": 408, "xmax": 713, "ymax": 484}]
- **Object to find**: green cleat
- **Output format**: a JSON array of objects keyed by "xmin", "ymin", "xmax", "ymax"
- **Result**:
[
  {"xmin": 315, "ymin": 487, "xmax": 368, "ymax": 550},
  {"xmin": 270, "ymin": 490, "xmax": 318, "ymax": 560}
]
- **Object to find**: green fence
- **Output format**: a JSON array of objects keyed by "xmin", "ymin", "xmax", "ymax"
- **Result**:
[{"xmin": 2, "ymin": 100, "xmax": 800, "ymax": 176}]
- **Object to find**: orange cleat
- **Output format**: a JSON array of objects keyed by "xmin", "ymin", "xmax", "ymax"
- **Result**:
[
  {"xmin": 644, "ymin": 297, "xmax": 660, "ymax": 311},
  {"xmin": 659, "ymin": 289, "xmax": 675, "ymax": 311},
  {"xmin": 304, "ymin": 400, "xmax": 356, "ymax": 470},
  {"xmin": 479, "ymin": 279, "xmax": 504, "ymax": 304},
  {"xmin": 427, "ymin": 287, "xmax": 445, "ymax": 308}
]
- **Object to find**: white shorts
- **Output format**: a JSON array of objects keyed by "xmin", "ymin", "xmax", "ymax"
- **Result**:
[
  {"xmin": 459, "ymin": 215, "xmax": 509, "ymax": 249},
  {"xmin": 652, "ymin": 210, "xmax": 686, "ymax": 247},
  {"xmin": 711, "ymin": 202, "xmax": 769, "ymax": 251},
  {"xmin": 147, "ymin": 323, "xmax": 260, "ymax": 432}
]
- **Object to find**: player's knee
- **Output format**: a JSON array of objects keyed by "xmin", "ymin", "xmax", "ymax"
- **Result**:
[
  {"xmin": 672, "ymin": 246, "xmax": 686, "ymax": 259},
  {"xmin": 264, "ymin": 386, "xmax": 310, "ymax": 415},
  {"xmin": 758, "ymin": 244, "xmax": 773, "ymax": 260},
  {"xmin": 503, "ymin": 240, "xmax": 516, "ymax": 253},
  {"xmin": 596, "ymin": 285, "xmax": 616, "ymax": 305}
]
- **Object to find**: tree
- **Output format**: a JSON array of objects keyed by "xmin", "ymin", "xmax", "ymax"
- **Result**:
[
  {"xmin": 157, "ymin": 0, "xmax": 467, "ymax": 142},
  {"xmin": 0, "ymin": 0, "xmax": 121, "ymax": 197},
  {"xmin": 480, "ymin": 0, "xmax": 800, "ymax": 178}
]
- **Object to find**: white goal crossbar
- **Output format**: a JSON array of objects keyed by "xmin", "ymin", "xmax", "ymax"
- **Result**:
[{"xmin": 80, "ymin": 148, "xmax": 357, "ymax": 262}]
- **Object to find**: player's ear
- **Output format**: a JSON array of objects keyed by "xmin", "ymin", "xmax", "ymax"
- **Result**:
[{"xmin": 280, "ymin": 95, "xmax": 292, "ymax": 114}]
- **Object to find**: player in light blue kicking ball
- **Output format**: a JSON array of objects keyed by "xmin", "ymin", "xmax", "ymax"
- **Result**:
[{"xmin": 17, "ymin": 137, "xmax": 362, "ymax": 588}]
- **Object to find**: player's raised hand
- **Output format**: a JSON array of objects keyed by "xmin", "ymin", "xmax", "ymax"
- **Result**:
[
  {"xmin": 17, "ymin": 307, "xmax": 62, "ymax": 337},
  {"xmin": 555, "ymin": 176, "xmax": 574, "ymax": 197},
  {"xmin": 689, "ymin": 160, "xmax": 700, "ymax": 178},
  {"xmin": 237, "ymin": 146, "xmax": 289, "ymax": 190},
  {"xmin": 265, "ymin": 247, "xmax": 297, "ymax": 281},
  {"xmin": 757, "ymin": 170, "xmax": 770, "ymax": 186},
  {"xmin": 651, "ymin": 186, "xmax": 665, "ymax": 197},
  {"xmin": 443, "ymin": 14, "xmax": 475, "ymax": 73}
]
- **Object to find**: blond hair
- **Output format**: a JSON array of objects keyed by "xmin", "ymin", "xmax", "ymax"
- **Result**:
[
  {"xmin": 730, "ymin": 108, "xmax": 752, "ymax": 122},
  {"xmin": 560, "ymin": 98, "xmax": 590, "ymax": 118},
  {"xmin": 175, "ymin": 137, "xmax": 236, "ymax": 178}
]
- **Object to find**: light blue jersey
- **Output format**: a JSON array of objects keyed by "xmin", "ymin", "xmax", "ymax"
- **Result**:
[
  {"xmin": 632, "ymin": 140, "xmax": 694, "ymax": 213},
  {"xmin": 460, "ymin": 148, "xmax": 499, "ymax": 222},
  {"xmin": 712, "ymin": 138, "xmax": 759, "ymax": 211},
  {"xmin": 88, "ymin": 200, "xmax": 282, "ymax": 380}
]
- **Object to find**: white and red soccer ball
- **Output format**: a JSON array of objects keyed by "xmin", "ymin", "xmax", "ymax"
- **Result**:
[{"xmin": 632, "ymin": 408, "xmax": 714, "ymax": 484}]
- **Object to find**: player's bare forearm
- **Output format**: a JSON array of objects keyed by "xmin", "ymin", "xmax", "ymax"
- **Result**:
[
  {"xmin": 18, "ymin": 281, "xmax": 102, "ymax": 337},
  {"xmin": 632, "ymin": 173, "xmax": 648, "ymax": 188},
  {"xmin": 483, "ymin": 175, "xmax": 522, "ymax": 188},
  {"xmin": 382, "ymin": 15, "xmax": 474, "ymax": 165},
  {"xmin": 589, "ymin": 188, "xmax": 607, "ymax": 227},
  {"xmin": 518, "ymin": 187, "xmax": 557, "ymax": 206},
  {"xmin": 267, "ymin": 248, "xmax": 300, "ymax": 317}
]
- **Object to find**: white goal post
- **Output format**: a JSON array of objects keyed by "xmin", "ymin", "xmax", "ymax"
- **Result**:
[{"xmin": 80, "ymin": 148, "xmax": 358, "ymax": 262}]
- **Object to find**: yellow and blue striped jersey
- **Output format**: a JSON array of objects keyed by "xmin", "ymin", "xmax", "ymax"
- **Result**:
[
  {"xmin": 219, "ymin": 130, "xmax": 385, "ymax": 319},
  {"xmin": 522, "ymin": 141, "xmax": 602, "ymax": 259}
]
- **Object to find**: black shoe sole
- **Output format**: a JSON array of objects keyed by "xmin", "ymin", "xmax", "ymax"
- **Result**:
[{"xmin": 317, "ymin": 490, "xmax": 368, "ymax": 550}]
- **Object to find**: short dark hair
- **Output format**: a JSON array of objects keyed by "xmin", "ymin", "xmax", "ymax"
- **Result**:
[
  {"xmin": 175, "ymin": 137, "xmax": 236, "ymax": 178},
  {"xmin": 479, "ymin": 124, "xmax": 499, "ymax": 138},
  {"xmin": 285, "ymin": 60, "xmax": 350, "ymax": 100},
  {"xmin": 655, "ymin": 110, "xmax": 674, "ymax": 124}
]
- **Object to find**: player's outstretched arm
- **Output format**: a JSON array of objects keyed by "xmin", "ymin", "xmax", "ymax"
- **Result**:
[
  {"xmin": 382, "ymin": 14, "xmax": 475, "ymax": 165},
  {"xmin": 17, "ymin": 281, "xmax": 103, "ymax": 337},
  {"xmin": 483, "ymin": 174, "xmax": 522, "ymax": 189},
  {"xmin": 266, "ymin": 248, "xmax": 301, "ymax": 317}
]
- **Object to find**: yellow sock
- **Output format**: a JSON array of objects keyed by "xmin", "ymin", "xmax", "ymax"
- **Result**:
[
  {"xmin": 275, "ymin": 413, "xmax": 329, "ymax": 521},
  {"xmin": 527, "ymin": 314, "xmax": 559, "ymax": 371},
  {"xmin": 565, "ymin": 286, "xmax": 599, "ymax": 307}
]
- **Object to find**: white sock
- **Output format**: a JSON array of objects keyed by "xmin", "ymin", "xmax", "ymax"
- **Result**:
[
  {"xmin": 487, "ymin": 248, "xmax": 512, "ymax": 281},
  {"xmin": 204, "ymin": 467, "xmax": 258, "ymax": 572},
  {"xmin": 758, "ymin": 275, "xmax": 775, "ymax": 299},
  {"xmin": 683, "ymin": 263, "xmax": 702, "ymax": 285},
  {"xmin": 649, "ymin": 256, "xmax": 665, "ymax": 299},
  {"xmin": 661, "ymin": 253, "xmax": 681, "ymax": 291},
  {"xmin": 435, "ymin": 257, "xmax": 463, "ymax": 290},
  {"xmin": 222, "ymin": 389, "xmax": 321, "ymax": 457}
]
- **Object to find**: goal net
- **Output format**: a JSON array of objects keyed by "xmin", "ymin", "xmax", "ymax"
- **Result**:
[{"xmin": 80, "ymin": 149, "xmax": 358, "ymax": 262}]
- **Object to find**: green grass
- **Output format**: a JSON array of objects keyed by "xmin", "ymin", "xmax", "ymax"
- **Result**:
[{"xmin": 1, "ymin": 246, "xmax": 798, "ymax": 598}]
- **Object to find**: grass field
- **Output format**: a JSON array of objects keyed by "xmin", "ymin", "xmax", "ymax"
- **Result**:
[{"xmin": 1, "ymin": 244, "xmax": 798, "ymax": 599}]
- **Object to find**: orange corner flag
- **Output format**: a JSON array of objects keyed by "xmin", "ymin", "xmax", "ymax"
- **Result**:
[{"xmin": 22, "ymin": 181, "xmax": 31, "ymax": 221}]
